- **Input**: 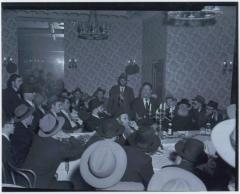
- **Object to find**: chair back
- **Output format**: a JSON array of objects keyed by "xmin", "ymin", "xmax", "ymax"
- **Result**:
[{"xmin": 7, "ymin": 162, "xmax": 37, "ymax": 188}]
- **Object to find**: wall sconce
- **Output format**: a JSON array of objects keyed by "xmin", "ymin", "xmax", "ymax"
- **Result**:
[
  {"xmin": 68, "ymin": 58, "xmax": 77, "ymax": 69},
  {"xmin": 222, "ymin": 60, "xmax": 233, "ymax": 75},
  {"xmin": 3, "ymin": 57, "xmax": 17, "ymax": 74},
  {"xmin": 125, "ymin": 59, "xmax": 140, "ymax": 75}
]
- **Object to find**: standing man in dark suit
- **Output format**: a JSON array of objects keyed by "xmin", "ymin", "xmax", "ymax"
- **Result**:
[
  {"xmin": 11, "ymin": 104, "xmax": 35, "ymax": 167},
  {"xmin": 132, "ymin": 82, "xmax": 158, "ymax": 126},
  {"xmin": 22, "ymin": 114, "xmax": 85, "ymax": 190},
  {"xmin": 2, "ymin": 74, "xmax": 23, "ymax": 121},
  {"xmin": 107, "ymin": 73, "xmax": 134, "ymax": 118}
]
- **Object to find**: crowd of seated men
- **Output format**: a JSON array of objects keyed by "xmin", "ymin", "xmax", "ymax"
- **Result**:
[{"xmin": 2, "ymin": 72, "xmax": 236, "ymax": 191}]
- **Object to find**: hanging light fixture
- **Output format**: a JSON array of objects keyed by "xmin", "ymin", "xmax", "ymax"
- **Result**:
[
  {"xmin": 77, "ymin": 11, "xmax": 110, "ymax": 40},
  {"xmin": 166, "ymin": 6, "xmax": 223, "ymax": 27}
]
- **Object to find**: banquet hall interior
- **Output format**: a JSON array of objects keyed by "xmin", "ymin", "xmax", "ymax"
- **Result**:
[{"xmin": 1, "ymin": 2, "xmax": 238, "ymax": 192}]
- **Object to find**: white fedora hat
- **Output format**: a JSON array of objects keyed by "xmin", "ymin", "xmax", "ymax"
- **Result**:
[
  {"xmin": 80, "ymin": 140, "xmax": 127, "ymax": 189},
  {"xmin": 148, "ymin": 167, "xmax": 207, "ymax": 191},
  {"xmin": 211, "ymin": 119, "xmax": 236, "ymax": 167},
  {"xmin": 227, "ymin": 104, "xmax": 236, "ymax": 119}
]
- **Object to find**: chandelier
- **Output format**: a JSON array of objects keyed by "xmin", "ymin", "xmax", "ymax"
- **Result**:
[
  {"xmin": 166, "ymin": 6, "xmax": 223, "ymax": 26},
  {"xmin": 77, "ymin": 11, "xmax": 110, "ymax": 40}
]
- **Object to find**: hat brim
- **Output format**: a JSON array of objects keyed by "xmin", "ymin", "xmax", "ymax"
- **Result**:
[
  {"xmin": 227, "ymin": 104, "xmax": 236, "ymax": 119},
  {"xmin": 148, "ymin": 167, "xmax": 207, "ymax": 191},
  {"xmin": 38, "ymin": 116, "xmax": 65, "ymax": 138},
  {"xmin": 211, "ymin": 119, "xmax": 236, "ymax": 167},
  {"xmin": 128, "ymin": 133, "xmax": 160, "ymax": 154},
  {"xmin": 80, "ymin": 140, "xmax": 127, "ymax": 189},
  {"xmin": 14, "ymin": 107, "xmax": 35, "ymax": 123}
]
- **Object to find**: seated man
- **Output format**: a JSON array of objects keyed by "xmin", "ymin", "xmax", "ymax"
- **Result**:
[
  {"xmin": 204, "ymin": 100, "xmax": 223, "ymax": 128},
  {"xmin": 115, "ymin": 112, "xmax": 139, "ymax": 141},
  {"xmin": 85, "ymin": 118, "xmax": 126, "ymax": 147},
  {"xmin": 22, "ymin": 114, "xmax": 85, "ymax": 190},
  {"xmin": 84, "ymin": 101, "xmax": 109, "ymax": 132},
  {"xmin": 11, "ymin": 104, "xmax": 35, "ymax": 167},
  {"xmin": 172, "ymin": 99, "xmax": 197, "ymax": 131},
  {"xmin": 165, "ymin": 95, "xmax": 177, "ymax": 119},
  {"xmin": 47, "ymin": 96, "xmax": 63, "ymax": 118},
  {"xmin": 132, "ymin": 82, "xmax": 158, "ymax": 126},
  {"xmin": 88, "ymin": 87, "xmax": 106, "ymax": 111},
  {"xmin": 189, "ymin": 95, "xmax": 206, "ymax": 129},
  {"xmin": 58, "ymin": 97, "xmax": 83, "ymax": 133}
]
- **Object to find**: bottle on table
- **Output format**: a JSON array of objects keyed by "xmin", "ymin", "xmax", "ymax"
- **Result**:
[
  {"xmin": 167, "ymin": 123, "xmax": 173, "ymax": 136},
  {"xmin": 206, "ymin": 122, "xmax": 212, "ymax": 135}
]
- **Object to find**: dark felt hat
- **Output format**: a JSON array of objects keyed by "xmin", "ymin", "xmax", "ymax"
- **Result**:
[
  {"xmin": 177, "ymin": 99, "xmax": 191, "ymax": 107},
  {"xmin": 192, "ymin": 95, "xmax": 205, "ymax": 105},
  {"xmin": 127, "ymin": 128, "xmax": 161, "ymax": 154},
  {"xmin": 97, "ymin": 118, "xmax": 125, "ymax": 138},
  {"xmin": 89, "ymin": 99, "xmax": 104, "ymax": 112},
  {"xmin": 207, "ymin": 100, "xmax": 218, "ymax": 109},
  {"xmin": 118, "ymin": 73, "xmax": 128, "ymax": 81},
  {"xmin": 175, "ymin": 138, "xmax": 208, "ymax": 165}
]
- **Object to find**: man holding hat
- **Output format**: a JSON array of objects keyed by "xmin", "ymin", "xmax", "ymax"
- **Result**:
[
  {"xmin": 22, "ymin": 114, "xmax": 86, "ymax": 190},
  {"xmin": 10, "ymin": 104, "xmax": 35, "ymax": 167},
  {"xmin": 107, "ymin": 73, "xmax": 134, "ymax": 118}
]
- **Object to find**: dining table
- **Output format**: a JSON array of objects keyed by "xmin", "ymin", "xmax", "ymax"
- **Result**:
[{"xmin": 56, "ymin": 130, "xmax": 216, "ymax": 181}]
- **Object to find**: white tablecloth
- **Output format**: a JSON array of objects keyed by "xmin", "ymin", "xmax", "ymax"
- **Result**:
[{"xmin": 56, "ymin": 131, "xmax": 213, "ymax": 181}]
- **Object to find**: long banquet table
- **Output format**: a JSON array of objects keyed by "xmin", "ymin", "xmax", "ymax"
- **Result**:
[{"xmin": 56, "ymin": 130, "xmax": 215, "ymax": 181}]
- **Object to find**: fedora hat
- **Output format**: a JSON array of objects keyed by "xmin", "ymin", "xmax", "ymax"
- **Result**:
[
  {"xmin": 14, "ymin": 104, "xmax": 34, "ymax": 122},
  {"xmin": 177, "ymin": 98, "xmax": 191, "ymax": 107},
  {"xmin": 192, "ymin": 95, "xmax": 205, "ymax": 105},
  {"xmin": 38, "ymin": 114, "xmax": 65, "ymax": 138},
  {"xmin": 80, "ymin": 140, "xmax": 127, "ymax": 189},
  {"xmin": 211, "ymin": 119, "xmax": 236, "ymax": 167},
  {"xmin": 127, "ymin": 128, "xmax": 161, "ymax": 154},
  {"xmin": 118, "ymin": 73, "xmax": 128, "ymax": 81},
  {"xmin": 97, "ymin": 119, "xmax": 125, "ymax": 138},
  {"xmin": 148, "ymin": 167, "xmax": 207, "ymax": 191},
  {"xmin": 227, "ymin": 104, "xmax": 236, "ymax": 119},
  {"xmin": 175, "ymin": 138, "xmax": 208, "ymax": 165}
]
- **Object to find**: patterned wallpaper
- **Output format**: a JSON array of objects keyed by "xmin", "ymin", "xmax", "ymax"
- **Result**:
[
  {"xmin": 165, "ymin": 6, "xmax": 236, "ymax": 108},
  {"xmin": 2, "ymin": 11, "xmax": 18, "ymax": 89},
  {"xmin": 64, "ymin": 18, "xmax": 142, "ymax": 96}
]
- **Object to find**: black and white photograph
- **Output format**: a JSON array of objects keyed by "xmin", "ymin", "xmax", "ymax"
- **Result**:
[{"xmin": 1, "ymin": 1, "xmax": 238, "ymax": 192}]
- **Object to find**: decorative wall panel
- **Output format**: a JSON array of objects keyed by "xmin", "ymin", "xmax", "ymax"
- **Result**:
[
  {"xmin": 165, "ymin": 6, "xmax": 236, "ymax": 108},
  {"xmin": 64, "ymin": 19, "xmax": 142, "ymax": 96},
  {"xmin": 2, "ymin": 11, "xmax": 18, "ymax": 89}
]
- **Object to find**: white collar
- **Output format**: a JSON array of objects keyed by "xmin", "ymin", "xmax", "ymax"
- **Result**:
[
  {"xmin": 25, "ymin": 100, "xmax": 35, "ymax": 107},
  {"xmin": 2, "ymin": 133, "xmax": 10, "ymax": 141},
  {"xmin": 12, "ymin": 86, "xmax": 18, "ymax": 92},
  {"xmin": 51, "ymin": 110, "xmax": 58, "ymax": 118},
  {"xmin": 38, "ymin": 105, "xmax": 45, "ymax": 114},
  {"xmin": 92, "ymin": 113, "xmax": 100, "ymax": 119}
]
